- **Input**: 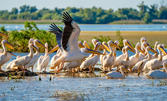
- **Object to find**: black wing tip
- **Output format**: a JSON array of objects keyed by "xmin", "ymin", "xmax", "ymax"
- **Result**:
[
  {"xmin": 49, "ymin": 23, "xmax": 62, "ymax": 33},
  {"xmin": 62, "ymin": 11, "xmax": 73, "ymax": 23}
]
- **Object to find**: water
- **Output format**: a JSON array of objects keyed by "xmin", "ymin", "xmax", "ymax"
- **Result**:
[
  {"xmin": 1, "ymin": 52, "xmax": 167, "ymax": 101},
  {"xmin": 0, "ymin": 24, "xmax": 167, "ymax": 31}
]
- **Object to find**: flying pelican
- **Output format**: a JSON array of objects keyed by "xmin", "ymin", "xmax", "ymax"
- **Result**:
[
  {"xmin": 49, "ymin": 12, "xmax": 102, "ymax": 73},
  {"xmin": 143, "ymin": 44, "xmax": 167, "ymax": 74},
  {"xmin": 24, "ymin": 39, "xmax": 45, "ymax": 72},
  {"xmin": 102, "ymin": 40, "xmax": 119, "ymax": 71},
  {"xmin": 144, "ymin": 61, "xmax": 167, "ymax": 79},
  {"xmin": 80, "ymin": 42, "xmax": 103, "ymax": 72},
  {"xmin": 0, "ymin": 40, "xmax": 14, "ymax": 71},
  {"xmin": 10, "ymin": 39, "xmax": 36, "ymax": 71},
  {"xmin": 37, "ymin": 43, "xmax": 50, "ymax": 72}
]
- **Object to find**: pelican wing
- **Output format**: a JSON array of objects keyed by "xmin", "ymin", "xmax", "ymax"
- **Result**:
[
  {"xmin": 62, "ymin": 12, "xmax": 73, "ymax": 51},
  {"xmin": 49, "ymin": 23, "xmax": 62, "ymax": 48}
]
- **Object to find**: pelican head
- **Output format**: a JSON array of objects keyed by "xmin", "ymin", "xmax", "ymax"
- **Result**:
[
  {"xmin": 102, "ymin": 42, "xmax": 110, "ymax": 52},
  {"xmin": 123, "ymin": 39, "xmax": 135, "ymax": 53},
  {"xmin": 135, "ymin": 42, "xmax": 145, "ymax": 54},
  {"xmin": 78, "ymin": 41, "xmax": 84, "ymax": 48},
  {"xmin": 140, "ymin": 37, "xmax": 147, "ymax": 44},
  {"xmin": 45, "ymin": 43, "xmax": 48, "ymax": 48},
  {"xmin": 83, "ymin": 41, "xmax": 90, "ymax": 49},
  {"xmin": 124, "ymin": 45, "xmax": 134, "ymax": 53},
  {"xmin": 33, "ymin": 39, "xmax": 45, "ymax": 49},
  {"xmin": 142, "ymin": 41, "xmax": 157, "ymax": 54},
  {"xmin": 158, "ymin": 44, "xmax": 167, "ymax": 55},
  {"xmin": 29, "ymin": 38, "xmax": 34, "ymax": 44},
  {"xmin": 0, "ymin": 32, "xmax": 8, "ymax": 39},
  {"xmin": 108, "ymin": 40, "xmax": 120, "ymax": 49},
  {"xmin": 2, "ymin": 40, "xmax": 14, "ymax": 49},
  {"xmin": 92, "ymin": 39, "xmax": 99, "ymax": 46}
]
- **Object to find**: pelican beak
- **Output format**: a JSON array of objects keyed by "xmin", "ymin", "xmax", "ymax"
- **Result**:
[
  {"xmin": 85, "ymin": 48, "xmax": 103, "ymax": 55},
  {"xmin": 127, "ymin": 46, "xmax": 135, "ymax": 53},
  {"xmin": 36, "ymin": 40, "xmax": 45, "ymax": 48},
  {"xmin": 49, "ymin": 45, "xmax": 59, "ymax": 54},
  {"xmin": 137, "ymin": 46, "xmax": 145, "ymax": 54},
  {"xmin": 9, "ymin": 52, "xmax": 16, "ymax": 57},
  {"xmin": 0, "ymin": 32, "xmax": 8, "ymax": 39},
  {"xmin": 5, "ymin": 42, "xmax": 14, "ymax": 49},
  {"xmin": 125, "ymin": 41, "xmax": 135, "ymax": 53},
  {"xmin": 102, "ymin": 42, "xmax": 110, "ymax": 52},
  {"xmin": 78, "ymin": 42, "xmax": 84, "ymax": 48},
  {"xmin": 159, "ymin": 46, "xmax": 167, "ymax": 55},
  {"xmin": 149, "ymin": 47, "xmax": 157, "ymax": 54},
  {"xmin": 32, "ymin": 44, "xmax": 38, "ymax": 50},
  {"xmin": 112, "ymin": 43, "xmax": 121, "ymax": 50},
  {"xmin": 83, "ymin": 41, "xmax": 90, "ymax": 49}
]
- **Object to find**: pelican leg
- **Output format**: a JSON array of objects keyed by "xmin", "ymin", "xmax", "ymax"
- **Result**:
[{"xmin": 56, "ymin": 61, "xmax": 64, "ymax": 73}]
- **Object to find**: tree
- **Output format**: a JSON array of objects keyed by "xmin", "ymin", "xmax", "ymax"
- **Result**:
[
  {"xmin": 138, "ymin": 1, "xmax": 149, "ymax": 19},
  {"xmin": 11, "ymin": 8, "xmax": 18, "ymax": 14},
  {"xmin": 143, "ymin": 12, "xmax": 152, "ymax": 23},
  {"xmin": 159, "ymin": 6, "xmax": 167, "ymax": 19},
  {"xmin": 30, "ymin": 6, "xmax": 37, "ymax": 13},
  {"xmin": 20, "ymin": 5, "xmax": 30, "ymax": 13}
]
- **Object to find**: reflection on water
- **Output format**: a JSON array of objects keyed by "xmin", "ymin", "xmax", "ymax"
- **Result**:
[{"xmin": 0, "ymin": 72, "xmax": 167, "ymax": 101}]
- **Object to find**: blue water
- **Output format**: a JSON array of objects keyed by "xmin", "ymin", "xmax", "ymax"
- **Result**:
[{"xmin": 0, "ymin": 24, "xmax": 167, "ymax": 31}]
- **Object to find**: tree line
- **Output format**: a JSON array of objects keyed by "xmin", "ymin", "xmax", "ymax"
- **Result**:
[{"xmin": 0, "ymin": 1, "xmax": 167, "ymax": 24}]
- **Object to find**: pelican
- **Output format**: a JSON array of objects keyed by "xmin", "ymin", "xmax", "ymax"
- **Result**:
[
  {"xmin": 10, "ymin": 39, "xmax": 36, "ymax": 71},
  {"xmin": 144, "ymin": 62, "xmax": 167, "ymax": 79},
  {"xmin": 102, "ymin": 40, "xmax": 119, "ymax": 71},
  {"xmin": 49, "ymin": 12, "xmax": 102, "ymax": 73},
  {"xmin": 80, "ymin": 42, "xmax": 103, "ymax": 72},
  {"xmin": 24, "ymin": 39, "xmax": 45, "ymax": 72},
  {"xmin": 132, "ymin": 46, "xmax": 153, "ymax": 74},
  {"xmin": 0, "ymin": 40, "xmax": 14, "ymax": 71},
  {"xmin": 106, "ymin": 65, "xmax": 126, "ymax": 79},
  {"xmin": 128, "ymin": 42, "xmax": 145, "ymax": 71},
  {"xmin": 63, "ymin": 41, "xmax": 91, "ymax": 72},
  {"xmin": 143, "ymin": 44, "xmax": 167, "ymax": 74},
  {"xmin": 114, "ymin": 39, "xmax": 135, "ymax": 67},
  {"xmin": 37, "ymin": 43, "xmax": 50, "ymax": 72}
]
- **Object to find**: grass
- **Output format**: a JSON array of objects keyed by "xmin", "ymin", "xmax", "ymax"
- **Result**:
[{"xmin": 79, "ymin": 31, "xmax": 167, "ymax": 46}]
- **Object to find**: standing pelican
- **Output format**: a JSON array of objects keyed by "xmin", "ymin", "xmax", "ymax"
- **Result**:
[
  {"xmin": 0, "ymin": 40, "xmax": 14, "ymax": 71},
  {"xmin": 102, "ymin": 40, "xmax": 119, "ymax": 71},
  {"xmin": 80, "ymin": 42, "xmax": 103, "ymax": 72},
  {"xmin": 10, "ymin": 39, "xmax": 36, "ymax": 70},
  {"xmin": 49, "ymin": 12, "xmax": 102, "ymax": 73},
  {"xmin": 37, "ymin": 43, "xmax": 50, "ymax": 72},
  {"xmin": 24, "ymin": 39, "xmax": 45, "ymax": 71},
  {"xmin": 143, "ymin": 44, "xmax": 167, "ymax": 73}
]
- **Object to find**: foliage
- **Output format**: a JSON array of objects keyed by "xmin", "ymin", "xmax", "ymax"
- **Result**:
[
  {"xmin": 0, "ymin": 2, "xmax": 167, "ymax": 24},
  {"xmin": 0, "ymin": 22, "xmax": 57, "ymax": 52}
]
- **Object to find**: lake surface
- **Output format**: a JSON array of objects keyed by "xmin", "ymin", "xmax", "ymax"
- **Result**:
[
  {"xmin": 1, "ymin": 52, "xmax": 167, "ymax": 101},
  {"xmin": 0, "ymin": 24, "xmax": 167, "ymax": 31}
]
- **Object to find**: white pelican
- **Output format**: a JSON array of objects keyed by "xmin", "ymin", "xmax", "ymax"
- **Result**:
[
  {"xmin": 143, "ymin": 44, "xmax": 167, "ymax": 73},
  {"xmin": 49, "ymin": 12, "xmax": 102, "ymax": 73},
  {"xmin": 10, "ymin": 39, "xmax": 36, "ymax": 70},
  {"xmin": 144, "ymin": 62, "xmax": 167, "ymax": 79},
  {"xmin": 128, "ymin": 42, "xmax": 145, "ymax": 71},
  {"xmin": 100, "ymin": 42, "xmax": 108, "ymax": 66},
  {"xmin": 132, "ymin": 46, "xmax": 153, "ymax": 74},
  {"xmin": 37, "ymin": 43, "xmax": 50, "ymax": 72},
  {"xmin": 24, "ymin": 39, "xmax": 45, "ymax": 71},
  {"xmin": 114, "ymin": 39, "xmax": 135, "ymax": 67},
  {"xmin": 106, "ymin": 65, "xmax": 126, "ymax": 79},
  {"xmin": 80, "ymin": 42, "xmax": 103, "ymax": 72},
  {"xmin": 63, "ymin": 41, "xmax": 91, "ymax": 72},
  {"xmin": 0, "ymin": 40, "xmax": 14, "ymax": 71},
  {"xmin": 102, "ymin": 40, "xmax": 119, "ymax": 71}
]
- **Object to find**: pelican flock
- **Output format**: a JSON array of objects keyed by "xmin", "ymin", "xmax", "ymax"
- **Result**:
[{"xmin": 0, "ymin": 11, "xmax": 167, "ymax": 79}]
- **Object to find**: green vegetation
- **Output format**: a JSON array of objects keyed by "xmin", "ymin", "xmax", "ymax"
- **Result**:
[
  {"xmin": 0, "ymin": 22, "xmax": 57, "ymax": 52},
  {"xmin": 0, "ymin": 1, "xmax": 167, "ymax": 24}
]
